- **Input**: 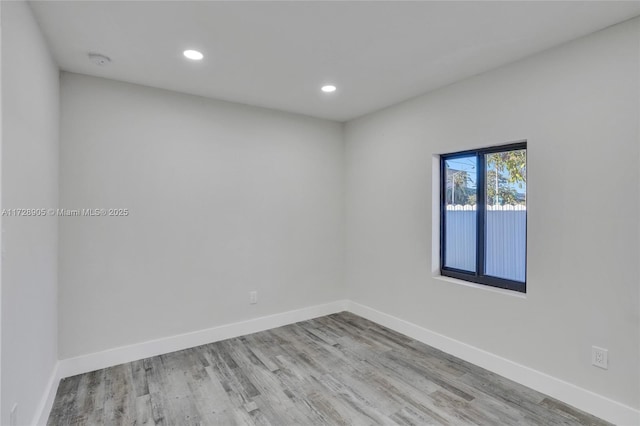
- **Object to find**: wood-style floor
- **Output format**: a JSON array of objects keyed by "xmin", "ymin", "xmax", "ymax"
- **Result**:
[{"xmin": 48, "ymin": 312, "xmax": 610, "ymax": 425}]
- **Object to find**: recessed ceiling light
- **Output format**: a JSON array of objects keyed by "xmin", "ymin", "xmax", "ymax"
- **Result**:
[
  {"xmin": 183, "ymin": 50, "xmax": 204, "ymax": 61},
  {"xmin": 321, "ymin": 85, "xmax": 337, "ymax": 93}
]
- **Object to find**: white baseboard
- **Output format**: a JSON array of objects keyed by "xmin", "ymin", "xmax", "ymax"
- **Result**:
[
  {"xmin": 347, "ymin": 301, "xmax": 640, "ymax": 426},
  {"xmin": 36, "ymin": 299, "xmax": 639, "ymax": 426},
  {"xmin": 57, "ymin": 300, "xmax": 349, "ymax": 380},
  {"xmin": 32, "ymin": 361, "xmax": 60, "ymax": 426}
]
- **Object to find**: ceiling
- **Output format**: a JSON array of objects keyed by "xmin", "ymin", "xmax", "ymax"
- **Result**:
[{"xmin": 30, "ymin": 1, "xmax": 640, "ymax": 122}]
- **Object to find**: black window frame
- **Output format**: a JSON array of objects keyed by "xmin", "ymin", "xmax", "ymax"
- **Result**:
[{"xmin": 440, "ymin": 141, "xmax": 527, "ymax": 293}]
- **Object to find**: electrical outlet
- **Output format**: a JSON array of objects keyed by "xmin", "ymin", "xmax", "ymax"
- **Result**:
[
  {"xmin": 592, "ymin": 346, "xmax": 608, "ymax": 369},
  {"xmin": 9, "ymin": 403, "xmax": 17, "ymax": 426},
  {"xmin": 249, "ymin": 291, "xmax": 257, "ymax": 304}
]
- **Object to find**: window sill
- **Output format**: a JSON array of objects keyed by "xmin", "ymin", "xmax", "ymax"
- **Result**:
[{"xmin": 432, "ymin": 274, "xmax": 527, "ymax": 299}]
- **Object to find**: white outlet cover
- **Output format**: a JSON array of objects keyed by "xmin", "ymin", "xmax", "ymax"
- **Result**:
[{"xmin": 592, "ymin": 346, "xmax": 608, "ymax": 369}]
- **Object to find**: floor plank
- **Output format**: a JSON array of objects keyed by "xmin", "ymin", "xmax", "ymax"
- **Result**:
[{"xmin": 48, "ymin": 312, "xmax": 611, "ymax": 426}]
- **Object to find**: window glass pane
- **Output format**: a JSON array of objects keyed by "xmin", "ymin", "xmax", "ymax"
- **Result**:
[
  {"xmin": 484, "ymin": 149, "xmax": 526, "ymax": 282},
  {"xmin": 444, "ymin": 156, "xmax": 477, "ymax": 272}
]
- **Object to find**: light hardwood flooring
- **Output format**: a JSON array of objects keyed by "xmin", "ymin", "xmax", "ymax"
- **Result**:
[{"xmin": 48, "ymin": 312, "xmax": 610, "ymax": 425}]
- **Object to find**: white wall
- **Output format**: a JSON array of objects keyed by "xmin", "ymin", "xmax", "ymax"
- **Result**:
[
  {"xmin": 59, "ymin": 73, "xmax": 345, "ymax": 358},
  {"xmin": 1, "ymin": 1, "xmax": 59, "ymax": 425},
  {"xmin": 345, "ymin": 17, "xmax": 640, "ymax": 410}
]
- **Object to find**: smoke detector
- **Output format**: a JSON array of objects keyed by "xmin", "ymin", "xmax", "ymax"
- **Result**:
[{"xmin": 88, "ymin": 53, "xmax": 111, "ymax": 66}]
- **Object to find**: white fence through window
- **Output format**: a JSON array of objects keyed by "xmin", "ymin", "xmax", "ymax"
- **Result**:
[{"xmin": 445, "ymin": 205, "xmax": 526, "ymax": 282}]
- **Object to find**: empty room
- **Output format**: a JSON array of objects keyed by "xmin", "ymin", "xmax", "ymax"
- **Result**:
[{"xmin": 2, "ymin": 1, "xmax": 640, "ymax": 425}]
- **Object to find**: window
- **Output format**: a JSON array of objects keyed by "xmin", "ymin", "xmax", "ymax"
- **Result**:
[{"xmin": 440, "ymin": 142, "xmax": 527, "ymax": 292}]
